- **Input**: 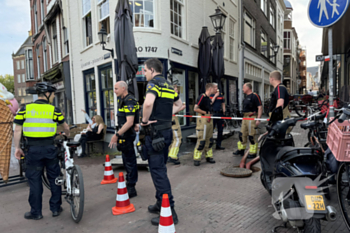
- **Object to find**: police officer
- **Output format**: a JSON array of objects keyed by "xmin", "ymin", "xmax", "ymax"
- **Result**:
[
  {"xmin": 13, "ymin": 82, "xmax": 70, "ymax": 220},
  {"xmin": 233, "ymin": 83, "xmax": 262, "ymax": 158},
  {"xmin": 193, "ymin": 83, "xmax": 216, "ymax": 166},
  {"xmin": 268, "ymin": 71, "xmax": 291, "ymax": 133},
  {"xmin": 210, "ymin": 83, "xmax": 226, "ymax": 150},
  {"xmin": 168, "ymin": 84, "xmax": 186, "ymax": 165},
  {"xmin": 109, "ymin": 81, "xmax": 140, "ymax": 198},
  {"xmin": 141, "ymin": 58, "xmax": 182, "ymax": 225}
]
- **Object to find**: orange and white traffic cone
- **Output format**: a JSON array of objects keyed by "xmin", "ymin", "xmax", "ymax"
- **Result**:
[
  {"xmin": 158, "ymin": 194, "xmax": 176, "ymax": 233},
  {"xmin": 101, "ymin": 155, "xmax": 118, "ymax": 185},
  {"xmin": 112, "ymin": 172, "xmax": 135, "ymax": 215}
]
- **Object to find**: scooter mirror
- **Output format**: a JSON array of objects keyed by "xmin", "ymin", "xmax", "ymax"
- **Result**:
[{"xmin": 270, "ymin": 106, "xmax": 283, "ymax": 123}]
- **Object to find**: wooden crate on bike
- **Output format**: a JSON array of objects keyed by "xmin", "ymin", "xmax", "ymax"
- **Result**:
[{"xmin": 327, "ymin": 118, "xmax": 350, "ymax": 161}]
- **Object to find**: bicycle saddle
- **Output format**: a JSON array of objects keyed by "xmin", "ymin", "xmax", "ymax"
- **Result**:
[
  {"xmin": 300, "ymin": 121, "xmax": 317, "ymax": 129},
  {"xmin": 67, "ymin": 141, "xmax": 80, "ymax": 147}
]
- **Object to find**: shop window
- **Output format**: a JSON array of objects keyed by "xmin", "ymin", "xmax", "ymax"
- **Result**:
[
  {"xmin": 99, "ymin": 66, "xmax": 114, "ymax": 129},
  {"xmin": 188, "ymin": 71, "xmax": 199, "ymax": 125},
  {"xmin": 170, "ymin": 0, "xmax": 185, "ymax": 38},
  {"xmin": 130, "ymin": 0, "xmax": 154, "ymax": 28},
  {"xmin": 172, "ymin": 68, "xmax": 186, "ymax": 126},
  {"xmin": 228, "ymin": 79, "xmax": 237, "ymax": 107},
  {"xmin": 84, "ymin": 70, "xmax": 97, "ymax": 118}
]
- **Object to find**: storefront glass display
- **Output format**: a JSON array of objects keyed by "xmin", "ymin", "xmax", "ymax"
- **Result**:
[
  {"xmin": 172, "ymin": 68, "xmax": 186, "ymax": 126},
  {"xmin": 188, "ymin": 71, "xmax": 199, "ymax": 125},
  {"xmin": 99, "ymin": 65, "xmax": 114, "ymax": 129},
  {"xmin": 84, "ymin": 71, "xmax": 97, "ymax": 118}
]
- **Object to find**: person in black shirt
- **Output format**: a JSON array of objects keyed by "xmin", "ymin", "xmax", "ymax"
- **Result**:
[
  {"xmin": 109, "ymin": 81, "xmax": 140, "ymax": 198},
  {"xmin": 268, "ymin": 70, "xmax": 292, "ymax": 133},
  {"xmin": 233, "ymin": 83, "xmax": 262, "ymax": 158},
  {"xmin": 210, "ymin": 83, "xmax": 226, "ymax": 150},
  {"xmin": 193, "ymin": 83, "xmax": 216, "ymax": 166}
]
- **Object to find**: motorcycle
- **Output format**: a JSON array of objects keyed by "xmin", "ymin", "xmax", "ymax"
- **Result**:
[{"xmin": 259, "ymin": 107, "xmax": 337, "ymax": 233}]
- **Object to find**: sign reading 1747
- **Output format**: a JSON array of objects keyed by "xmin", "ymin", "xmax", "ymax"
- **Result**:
[{"xmin": 308, "ymin": 0, "xmax": 349, "ymax": 27}]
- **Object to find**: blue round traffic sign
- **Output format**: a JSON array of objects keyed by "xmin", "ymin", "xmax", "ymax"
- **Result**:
[{"xmin": 308, "ymin": 0, "xmax": 349, "ymax": 27}]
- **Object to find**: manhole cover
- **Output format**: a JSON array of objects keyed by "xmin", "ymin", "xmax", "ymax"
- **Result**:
[
  {"xmin": 233, "ymin": 165, "xmax": 261, "ymax": 173},
  {"xmin": 220, "ymin": 166, "xmax": 252, "ymax": 178}
]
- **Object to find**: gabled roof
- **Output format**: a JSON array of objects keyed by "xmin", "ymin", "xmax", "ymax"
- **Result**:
[{"xmin": 13, "ymin": 36, "xmax": 33, "ymax": 57}]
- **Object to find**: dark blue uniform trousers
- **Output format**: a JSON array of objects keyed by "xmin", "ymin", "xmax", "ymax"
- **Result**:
[
  {"xmin": 213, "ymin": 115, "xmax": 224, "ymax": 147},
  {"xmin": 25, "ymin": 145, "xmax": 62, "ymax": 216},
  {"xmin": 121, "ymin": 134, "xmax": 138, "ymax": 185},
  {"xmin": 145, "ymin": 128, "xmax": 174, "ymax": 207}
]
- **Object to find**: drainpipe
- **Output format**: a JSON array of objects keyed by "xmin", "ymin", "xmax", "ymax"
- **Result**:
[
  {"xmin": 238, "ymin": 0, "xmax": 244, "ymax": 111},
  {"xmin": 67, "ymin": 0, "xmax": 77, "ymax": 124}
]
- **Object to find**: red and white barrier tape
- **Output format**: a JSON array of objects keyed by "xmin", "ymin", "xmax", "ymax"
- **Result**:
[{"xmin": 173, "ymin": 114, "xmax": 311, "ymax": 121}]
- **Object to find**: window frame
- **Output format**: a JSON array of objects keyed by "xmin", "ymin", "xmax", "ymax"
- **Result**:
[
  {"xmin": 82, "ymin": 0, "xmax": 93, "ymax": 47},
  {"xmin": 22, "ymin": 74, "xmax": 25, "ymax": 83},
  {"xmin": 269, "ymin": 5, "xmax": 275, "ymax": 29},
  {"xmin": 170, "ymin": 0, "xmax": 186, "ymax": 39},
  {"xmin": 17, "ymin": 74, "xmax": 21, "ymax": 84},
  {"xmin": 52, "ymin": 21, "xmax": 59, "ymax": 63},
  {"xmin": 43, "ymin": 37, "xmax": 48, "ymax": 72},
  {"xmin": 36, "ymin": 44, "xmax": 41, "ymax": 79},
  {"xmin": 260, "ymin": 30, "xmax": 267, "ymax": 57},
  {"xmin": 41, "ymin": 0, "xmax": 44, "ymax": 25},
  {"xmin": 261, "ymin": 0, "xmax": 267, "ymax": 16},
  {"xmin": 63, "ymin": 27, "xmax": 69, "ymax": 55},
  {"xmin": 130, "ymin": 0, "xmax": 156, "ymax": 28},
  {"xmin": 229, "ymin": 18, "xmax": 236, "ymax": 62},
  {"xmin": 26, "ymin": 49, "xmax": 34, "ymax": 80},
  {"xmin": 21, "ymin": 60, "xmax": 24, "ymax": 69},
  {"xmin": 244, "ymin": 12, "xmax": 256, "ymax": 48},
  {"xmin": 17, "ymin": 61, "xmax": 20, "ymax": 70},
  {"xmin": 284, "ymin": 31, "xmax": 291, "ymax": 49}
]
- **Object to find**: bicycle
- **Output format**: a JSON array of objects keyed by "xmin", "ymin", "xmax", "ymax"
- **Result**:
[{"xmin": 42, "ymin": 125, "xmax": 85, "ymax": 223}]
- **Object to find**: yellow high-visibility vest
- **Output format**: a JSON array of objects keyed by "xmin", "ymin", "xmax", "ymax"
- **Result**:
[{"xmin": 23, "ymin": 103, "xmax": 57, "ymax": 138}]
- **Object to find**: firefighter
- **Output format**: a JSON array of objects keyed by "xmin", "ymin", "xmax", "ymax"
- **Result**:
[
  {"xmin": 193, "ymin": 83, "xmax": 216, "ymax": 166},
  {"xmin": 233, "ymin": 83, "xmax": 262, "ymax": 158},
  {"xmin": 210, "ymin": 83, "xmax": 226, "ymax": 150},
  {"xmin": 168, "ymin": 84, "xmax": 186, "ymax": 165}
]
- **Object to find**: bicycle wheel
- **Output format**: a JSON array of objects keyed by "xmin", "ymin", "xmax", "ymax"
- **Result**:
[
  {"xmin": 42, "ymin": 162, "xmax": 67, "ymax": 195},
  {"xmin": 70, "ymin": 165, "xmax": 84, "ymax": 223},
  {"xmin": 336, "ymin": 162, "xmax": 350, "ymax": 230}
]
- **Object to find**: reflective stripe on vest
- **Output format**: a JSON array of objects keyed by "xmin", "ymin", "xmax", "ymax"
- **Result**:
[{"xmin": 23, "ymin": 104, "xmax": 57, "ymax": 138}]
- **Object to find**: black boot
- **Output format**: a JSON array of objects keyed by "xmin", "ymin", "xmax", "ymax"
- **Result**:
[
  {"xmin": 24, "ymin": 212, "xmax": 43, "ymax": 220},
  {"xmin": 148, "ymin": 200, "xmax": 161, "ymax": 214},
  {"xmin": 247, "ymin": 154, "xmax": 257, "ymax": 159},
  {"xmin": 127, "ymin": 184, "xmax": 137, "ymax": 198},
  {"xmin": 194, "ymin": 161, "xmax": 200, "ymax": 166},
  {"xmin": 151, "ymin": 206, "xmax": 179, "ymax": 226},
  {"xmin": 206, "ymin": 157, "xmax": 216, "ymax": 163},
  {"xmin": 168, "ymin": 157, "xmax": 181, "ymax": 165},
  {"xmin": 216, "ymin": 146, "xmax": 225, "ymax": 150},
  {"xmin": 233, "ymin": 150, "xmax": 245, "ymax": 156}
]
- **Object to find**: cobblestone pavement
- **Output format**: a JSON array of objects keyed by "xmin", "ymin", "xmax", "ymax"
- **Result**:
[{"xmin": 1, "ymin": 121, "xmax": 349, "ymax": 232}]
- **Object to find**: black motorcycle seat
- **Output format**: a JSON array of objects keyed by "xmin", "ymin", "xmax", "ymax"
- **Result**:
[
  {"xmin": 275, "ymin": 146, "xmax": 321, "ymax": 163},
  {"xmin": 300, "ymin": 121, "xmax": 317, "ymax": 129},
  {"xmin": 67, "ymin": 141, "xmax": 80, "ymax": 147}
]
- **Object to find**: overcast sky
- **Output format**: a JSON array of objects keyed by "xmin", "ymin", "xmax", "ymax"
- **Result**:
[{"xmin": 0, "ymin": 0, "xmax": 323, "ymax": 76}]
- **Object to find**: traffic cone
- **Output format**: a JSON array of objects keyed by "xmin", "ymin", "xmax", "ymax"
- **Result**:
[
  {"xmin": 158, "ymin": 194, "xmax": 176, "ymax": 233},
  {"xmin": 101, "ymin": 155, "xmax": 118, "ymax": 184},
  {"xmin": 112, "ymin": 172, "xmax": 135, "ymax": 215}
]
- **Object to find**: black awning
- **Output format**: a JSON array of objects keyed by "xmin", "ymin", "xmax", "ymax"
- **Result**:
[{"xmin": 43, "ymin": 63, "xmax": 63, "ymax": 82}]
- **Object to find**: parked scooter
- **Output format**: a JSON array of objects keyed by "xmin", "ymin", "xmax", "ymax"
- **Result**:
[{"xmin": 260, "ymin": 107, "xmax": 337, "ymax": 233}]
